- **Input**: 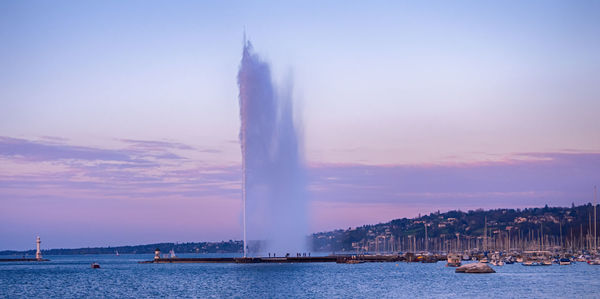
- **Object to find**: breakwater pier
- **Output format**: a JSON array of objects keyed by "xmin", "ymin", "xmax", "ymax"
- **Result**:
[
  {"xmin": 139, "ymin": 250, "xmax": 446, "ymax": 264},
  {"xmin": 0, "ymin": 258, "xmax": 50, "ymax": 262},
  {"xmin": 0, "ymin": 237, "xmax": 50, "ymax": 262},
  {"xmin": 140, "ymin": 256, "xmax": 339, "ymax": 264}
]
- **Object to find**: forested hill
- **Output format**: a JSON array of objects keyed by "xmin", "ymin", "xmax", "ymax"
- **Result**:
[
  {"xmin": 311, "ymin": 203, "xmax": 599, "ymax": 252},
  {"xmin": 0, "ymin": 241, "xmax": 243, "ymax": 256}
]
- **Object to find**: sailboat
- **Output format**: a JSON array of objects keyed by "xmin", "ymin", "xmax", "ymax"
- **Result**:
[
  {"xmin": 490, "ymin": 252, "xmax": 504, "ymax": 266},
  {"xmin": 446, "ymin": 253, "xmax": 462, "ymax": 267},
  {"xmin": 115, "ymin": 250, "xmax": 119, "ymax": 256},
  {"xmin": 169, "ymin": 249, "xmax": 176, "ymax": 258}
]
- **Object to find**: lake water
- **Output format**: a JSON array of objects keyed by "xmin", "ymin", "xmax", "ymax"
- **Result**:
[{"xmin": 1, "ymin": 254, "xmax": 600, "ymax": 298}]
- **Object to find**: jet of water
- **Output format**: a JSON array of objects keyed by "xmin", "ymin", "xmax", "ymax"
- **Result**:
[{"xmin": 238, "ymin": 39, "xmax": 308, "ymax": 256}]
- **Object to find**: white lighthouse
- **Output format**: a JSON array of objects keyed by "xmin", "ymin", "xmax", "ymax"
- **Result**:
[{"xmin": 36, "ymin": 236, "xmax": 42, "ymax": 260}]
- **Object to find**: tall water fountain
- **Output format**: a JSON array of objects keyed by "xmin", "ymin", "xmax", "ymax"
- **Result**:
[{"xmin": 238, "ymin": 38, "xmax": 308, "ymax": 256}]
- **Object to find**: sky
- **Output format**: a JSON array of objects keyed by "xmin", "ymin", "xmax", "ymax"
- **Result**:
[{"xmin": 1, "ymin": 0, "xmax": 599, "ymax": 250}]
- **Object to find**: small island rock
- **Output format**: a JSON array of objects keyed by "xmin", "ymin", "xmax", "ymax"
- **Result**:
[{"xmin": 455, "ymin": 263, "xmax": 495, "ymax": 274}]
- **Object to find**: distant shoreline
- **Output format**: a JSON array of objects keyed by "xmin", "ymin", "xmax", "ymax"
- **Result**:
[
  {"xmin": 3, "ymin": 202, "xmax": 599, "ymax": 255},
  {"xmin": 0, "ymin": 241, "xmax": 243, "ymax": 256}
]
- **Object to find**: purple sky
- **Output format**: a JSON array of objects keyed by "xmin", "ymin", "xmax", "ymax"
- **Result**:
[
  {"xmin": 1, "ymin": 136, "xmax": 599, "ymax": 250},
  {"xmin": 1, "ymin": 1, "xmax": 600, "ymax": 250}
]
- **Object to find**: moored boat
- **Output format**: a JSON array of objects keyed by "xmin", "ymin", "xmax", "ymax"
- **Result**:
[
  {"xmin": 420, "ymin": 254, "xmax": 438, "ymax": 263},
  {"xmin": 541, "ymin": 260, "xmax": 552, "ymax": 266},
  {"xmin": 516, "ymin": 257, "xmax": 524, "ymax": 263},
  {"xmin": 588, "ymin": 259, "xmax": 600, "ymax": 265},
  {"xmin": 559, "ymin": 258, "xmax": 571, "ymax": 265},
  {"xmin": 491, "ymin": 260, "xmax": 504, "ymax": 266},
  {"xmin": 489, "ymin": 252, "xmax": 503, "ymax": 266},
  {"xmin": 446, "ymin": 253, "xmax": 461, "ymax": 267},
  {"xmin": 522, "ymin": 260, "xmax": 541, "ymax": 266}
]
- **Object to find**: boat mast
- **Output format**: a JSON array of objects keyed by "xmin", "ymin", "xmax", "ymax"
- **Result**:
[
  {"xmin": 580, "ymin": 224, "xmax": 583, "ymax": 252},
  {"xmin": 424, "ymin": 222, "xmax": 428, "ymax": 252},
  {"xmin": 590, "ymin": 212, "xmax": 593, "ymax": 251},
  {"xmin": 483, "ymin": 216, "xmax": 487, "ymax": 252},
  {"xmin": 595, "ymin": 185, "xmax": 597, "ymax": 253},
  {"xmin": 507, "ymin": 228, "xmax": 510, "ymax": 252},
  {"xmin": 540, "ymin": 222, "xmax": 543, "ymax": 251},
  {"xmin": 559, "ymin": 220, "xmax": 562, "ymax": 251}
]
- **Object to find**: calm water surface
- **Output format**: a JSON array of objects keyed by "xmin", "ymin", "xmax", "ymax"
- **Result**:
[{"xmin": 1, "ymin": 254, "xmax": 600, "ymax": 298}]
